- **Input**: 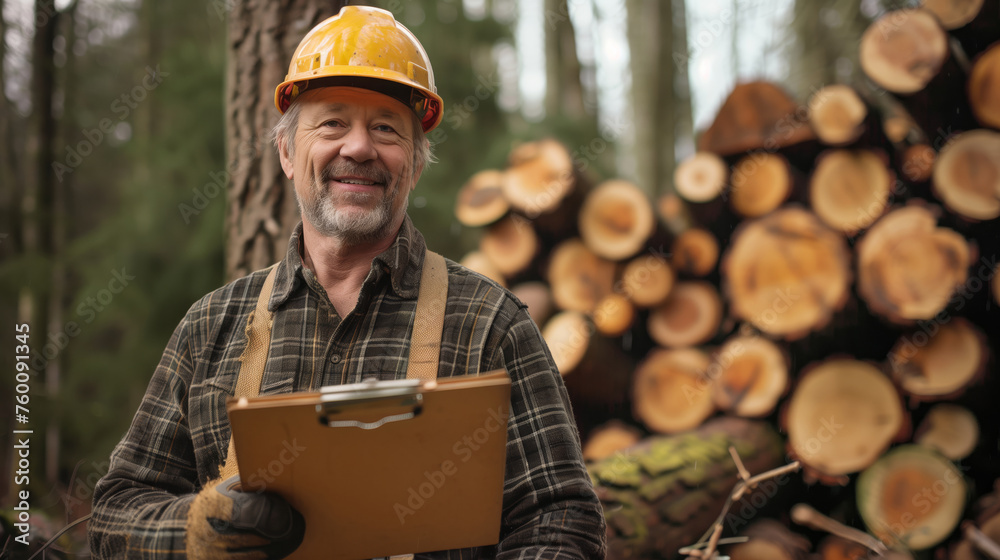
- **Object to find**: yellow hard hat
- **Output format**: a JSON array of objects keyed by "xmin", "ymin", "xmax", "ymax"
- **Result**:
[{"xmin": 275, "ymin": 6, "xmax": 444, "ymax": 132}]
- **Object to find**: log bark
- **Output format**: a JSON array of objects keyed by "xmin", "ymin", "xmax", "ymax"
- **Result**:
[
  {"xmin": 632, "ymin": 347, "xmax": 715, "ymax": 434},
  {"xmin": 969, "ymin": 43, "xmax": 1000, "ymax": 129},
  {"xmin": 723, "ymin": 208, "xmax": 851, "ymax": 339},
  {"xmin": 583, "ymin": 420, "xmax": 643, "ymax": 462},
  {"xmin": 784, "ymin": 359, "xmax": 906, "ymax": 483},
  {"xmin": 729, "ymin": 152, "xmax": 793, "ymax": 219},
  {"xmin": 859, "ymin": 8, "xmax": 979, "ymax": 141},
  {"xmin": 932, "ymin": 129, "xmax": 1000, "ymax": 221},
  {"xmin": 726, "ymin": 520, "xmax": 811, "ymax": 560},
  {"xmin": 915, "ymin": 403, "xmax": 980, "ymax": 460},
  {"xmin": 697, "ymin": 81, "xmax": 816, "ymax": 156},
  {"xmin": 547, "ymin": 238, "xmax": 616, "ymax": 313},
  {"xmin": 454, "ymin": 169, "xmax": 509, "ymax": 227},
  {"xmin": 478, "ymin": 213, "xmax": 539, "ymax": 279},
  {"xmin": 646, "ymin": 281, "xmax": 723, "ymax": 349},
  {"xmin": 226, "ymin": 0, "xmax": 344, "ymax": 280},
  {"xmin": 670, "ymin": 229, "xmax": 719, "ymax": 277},
  {"xmin": 621, "ymin": 253, "xmax": 675, "ymax": 308},
  {"xmin": 857, "ymin": 444, "xmax": 967, "ymax": 550},
  {"xmin": 856, "ymin": 205, "xmax": 972, "ymax": 323},
  {"xmin": 710, "ymin": 335, "xmax": 788, "ymax": 419},
  {"xmin": 579, "ymin": 179, "xmax": 657, "ymax": 261},
  {"xmin": 809, "ymin": 149, "xmax": 894, "ymax": 235},
  {"xmin": 591, "ymin": 418, "xmax": 784, "ymax": 560},
  {"xmin": 887, "ymin": 317, "xmax": 988, "ymax": 401}
]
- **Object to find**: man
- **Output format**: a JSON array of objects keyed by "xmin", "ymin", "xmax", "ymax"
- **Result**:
[{"xmin": 89, "ymin": 6, "xmax": 606, "ymax": 559}]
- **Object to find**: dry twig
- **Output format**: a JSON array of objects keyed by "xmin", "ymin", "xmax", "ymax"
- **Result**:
[
  {"xmin": 677, "ymin": 447, "xmax": 801, "ymax": 559},
  {"xmin": 964, "ymin": 521, "xmax": 1000, "ymax": 560},
  {"xmin": 791, "ymin": 503, "xmax": 888, "ymax": 556}
]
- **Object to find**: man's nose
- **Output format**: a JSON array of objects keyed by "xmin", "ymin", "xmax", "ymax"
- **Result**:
[{"xmin": 338, "ymin": 125, "xmax": 378, "ymax": 162}]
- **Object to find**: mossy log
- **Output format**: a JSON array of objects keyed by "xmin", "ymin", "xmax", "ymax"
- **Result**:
[{"xmin": 588, "ymin": 417, "xmax": 785, "ymax": 560}]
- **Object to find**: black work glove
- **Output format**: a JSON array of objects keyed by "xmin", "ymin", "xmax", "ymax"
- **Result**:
[{"xmin": 186, "ymin": 475, "xmax": 306, "ymax": 560}]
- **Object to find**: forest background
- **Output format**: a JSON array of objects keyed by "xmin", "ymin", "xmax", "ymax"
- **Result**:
[{"xmin": 0, "ymin": 0, "xmax": 901, "ymax": 547}]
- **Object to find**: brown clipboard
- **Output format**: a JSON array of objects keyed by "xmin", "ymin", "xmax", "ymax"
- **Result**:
[{"xmin": 226, "ymin": 370, "xmax": 511, "ymax": 560}]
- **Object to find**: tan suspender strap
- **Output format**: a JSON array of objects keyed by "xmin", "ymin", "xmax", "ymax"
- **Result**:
[
  {"xmin": 219, "ymin": 250, "xmax": 446, "ymax": 479},
  {"xmin": 219, "ymin": 264, "xmax": 278, "ymax": 479},
  {"xmin": 406, "ymin": 250, "xmax": 448, "ymax": 381}
]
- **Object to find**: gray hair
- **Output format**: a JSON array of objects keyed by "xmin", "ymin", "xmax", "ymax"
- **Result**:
[{"xmin": 271, "ymin": 99, "xmax": 434, "ymax": 175}]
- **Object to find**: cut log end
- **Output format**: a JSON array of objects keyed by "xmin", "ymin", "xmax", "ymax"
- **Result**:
[
  {"xmin": 810, "ymin": 149, "xmax": 894, "ymax": 234},
  {"xmin": 697, "ymin": 81, "xmax": 816, "ymax": 155},
  {"xmin": 860, "ymin": 9, "xmax": 950, "ymax": 94},
  {"xmin": 622, "ymin": 253, "xmax": 675, "ymax": 308},
  {"xmin": 647, "ymin": 281, "xmax": 723, "ymax": 348},
  {"xmin": 901, "ymin": 144, "xmax": 936, "ymax": 183},
  {"xmin": 455, "ymin": 169, "xmax": 509, "ymax": 227},
  {"xmin": 502, "ymin": 138, "xmax": 575, "ymax": 215},
  {"xmin": 671, "ymin": 228, "xmax": 720, "ymax": 276},
  {"xmin": 582, "ymin": 421, "xmax": 642, "ymax": 462},
  {"xmin": 730, "ymin": 153, "xmax": 792, "ymax": 218},
  {"xmin": 541, "ymin": 311, "xmax": 592, "ymax": 376},
  {"xmin": 711, "ymin": 335, "xmax": 788, "ymax": 418},
  {"xmin": 510, "ymin": 282, "xmax": 554, "ymax": 326},
  {"xmin": 932, "ymin": 129, "xmax": 1000, "ymax": 221},
  {"xmin": 727, "ymin": 520, "xmax": 812, "ymax": 560},
  {"xmin": 479, "ymin": 213, "xmax": 539, "ymax": 277},
  {"xmin": 675, "ymin": 152, "xmax": 728, "ymax": 202},
  {"xmin": 632, "ymin": 348, "xmax": 715, "ymax": 434},
  {"xmin": 579, "ymin": 179, "xmax": 655, "ymax": 260},
  {"xmin": 888, "ymin": 318, "xmax": 986, "ymax": 400},
  {"xmin": 786, "ymin": 359, "xmax": 904, "ymax": 480},
  {"xmin": 857, "ymin": 445, "xmax": 966, "ymax": 550},
  {"xmin": 858, "ymin": 205, "xmax": 972, "ymax": 322},
  {"xmin": 921, "ymin": 0, "xmax": 985, "ymax": 29},
  {"xmin": 592, "ymin": 293, "xmax": 636, "ymax": 337},
  {"xmin": 915, "ymin": 403, "xmax": 980, "ymax": 460},
  {"xmin": 459, "ymin": 251, "xmax": 507, "ymax": 288},
  {"xmin": 724, "ymin": 208, "xmax": 851, "ymax": 339},
  {"xmin": 548, "ymin": 238, "xmax": 616, "ymax": 314},
  {"xmin": 969, "ymin": 44, "xmax": 1000, "ymax": 129},
  {"xmin": 809, "ymin": 85, "xmax": 868, "ymax": 146}
]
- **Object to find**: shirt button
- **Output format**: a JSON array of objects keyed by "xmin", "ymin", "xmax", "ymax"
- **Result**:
[{"xmin": 330, "ymin": 354, "xmax": 342, "ymax": 364}]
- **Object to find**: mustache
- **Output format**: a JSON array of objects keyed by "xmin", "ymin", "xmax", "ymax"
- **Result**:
[{"xmin": 320, "ymin": 161, "xmax": 393, "ymax": 186}]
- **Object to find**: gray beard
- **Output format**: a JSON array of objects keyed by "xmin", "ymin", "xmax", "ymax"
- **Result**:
[{"xmin": 298, "ymin": 162, "xmax": 407, "ymax": 245}]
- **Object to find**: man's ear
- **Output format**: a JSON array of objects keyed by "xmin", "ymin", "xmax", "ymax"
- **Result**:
[{"xmin": 278, "ymin": 135, "xmax": 295, "ymax": 180}]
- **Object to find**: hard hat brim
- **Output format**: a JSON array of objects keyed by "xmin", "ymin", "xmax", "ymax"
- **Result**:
[{"xmin": 275, "ymin": 71, "xmax": 443, "ymax": 133}]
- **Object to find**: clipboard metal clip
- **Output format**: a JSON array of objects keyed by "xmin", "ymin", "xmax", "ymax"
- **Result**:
[{"xmin": 316, "ymin": 378, "xmax": 424, "ymax": 430}]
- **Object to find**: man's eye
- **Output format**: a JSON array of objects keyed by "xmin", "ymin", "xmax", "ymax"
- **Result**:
[
  {"xmin": 322, "ymin": 120, "xmax": 344, "ymax": 128},
  {"xmin": 374, "ymin": 124, "xmax": 396, "ymax": 133}
]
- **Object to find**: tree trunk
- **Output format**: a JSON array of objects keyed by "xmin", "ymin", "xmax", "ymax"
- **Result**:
[
  {"xmin": 543, "ymin": 0, "xmax": 585, "ymax": 120},
  {"xmin": 29, "ymin": 0, "xmax": 58, "ymax": 487},
  {"xmin": 225, "ymin": 0, "xmax": 346, "ymax": 281}
]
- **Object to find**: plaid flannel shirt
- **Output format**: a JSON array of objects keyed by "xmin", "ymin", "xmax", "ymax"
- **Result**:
[{"xmin": 89, "ymin": 216, "xmax": 607, "ymax": 559}]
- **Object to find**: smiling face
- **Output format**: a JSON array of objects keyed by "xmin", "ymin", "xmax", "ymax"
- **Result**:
[{"xmin": 277, "ymin": 87, "xmax": 423, "ymax": 246}]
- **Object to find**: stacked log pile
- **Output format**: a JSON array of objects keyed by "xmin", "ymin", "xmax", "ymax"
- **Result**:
[{"xmin": 453, "ymin": 2, "xmax": 999, "ymax": 557}]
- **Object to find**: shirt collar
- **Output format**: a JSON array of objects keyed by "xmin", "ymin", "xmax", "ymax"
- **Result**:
[{"xmin": 269, "ymin": 216, "xmax": 426, "ymax": 310}]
